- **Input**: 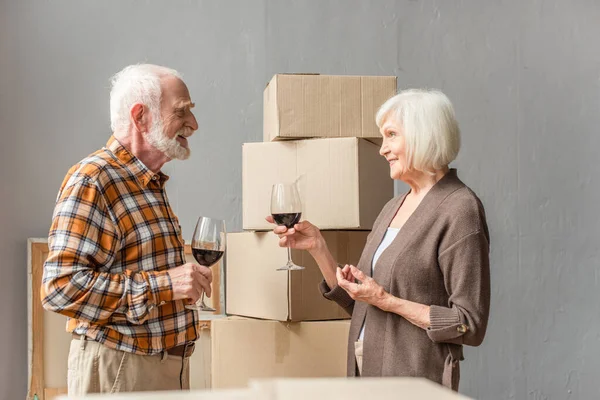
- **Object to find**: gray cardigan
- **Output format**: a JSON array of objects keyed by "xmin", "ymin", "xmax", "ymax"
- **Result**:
[{"xmin": 320, "ymin": 169, "xmax": 490, "ymax": 391}]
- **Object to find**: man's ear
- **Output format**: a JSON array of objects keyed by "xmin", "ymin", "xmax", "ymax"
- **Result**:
[{"xmin": 130, "ymin": 103, "xmax": 150, "ymax": 133}]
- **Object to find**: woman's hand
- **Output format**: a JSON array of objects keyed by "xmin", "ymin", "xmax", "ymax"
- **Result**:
[
  {"xmin": 336, "ymin": 264, "xmax": 390, "ymax": 309},
  {"xmin": 266, "ymin": 216, "xmax": 325, "ymax": 255}
]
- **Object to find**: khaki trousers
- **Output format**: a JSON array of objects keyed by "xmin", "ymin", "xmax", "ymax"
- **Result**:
[{"xmin": 67, "ymin": 337, "xmax": 190, "ymax": 395}]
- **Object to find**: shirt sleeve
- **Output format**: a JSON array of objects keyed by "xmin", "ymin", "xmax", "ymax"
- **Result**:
[{"xmin": 41, "ymin": 177, "xmax": 173, "ymax": 326}]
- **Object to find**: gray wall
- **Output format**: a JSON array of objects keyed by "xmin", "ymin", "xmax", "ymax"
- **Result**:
[{"xmin": 1, "ymin": 1, "xmax": 599, "ymax": 399}]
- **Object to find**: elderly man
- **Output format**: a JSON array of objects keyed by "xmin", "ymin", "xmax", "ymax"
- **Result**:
[{"xmin": 41, "ymin": 64, "xmax": 211, "ymax": 394}]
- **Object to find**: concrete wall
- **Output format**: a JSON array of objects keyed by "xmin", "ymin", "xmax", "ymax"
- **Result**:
[{"xmin": 1, "ymin": 1, "xmax": 598, "ymax": 399}]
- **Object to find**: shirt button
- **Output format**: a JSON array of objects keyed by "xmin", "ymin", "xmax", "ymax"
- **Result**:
[
  {"xmin": 159, "ymin": 301, "xmax": 166, "ymax": 306},
  {"xmin": 152, "ymin": 175, "xmax": 158, "ymax": 181},
  {"xmin": 457, "ymin": 324, "xmax": 469, "ymax": 333}
]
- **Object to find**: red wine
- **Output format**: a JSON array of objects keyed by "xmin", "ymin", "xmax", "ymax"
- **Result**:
[
  {"xmin": 192, "ymin": 248, "xmax": 224, "ymax": 266},
  {"xmin": 272, "ymin": 212, "xmax": 302, "ymax": 228}
]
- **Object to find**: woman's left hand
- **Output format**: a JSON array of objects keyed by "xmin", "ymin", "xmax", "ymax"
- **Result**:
[{"xmin": 336, "ymin": 264, "xmax": 389, "ymax": 309}]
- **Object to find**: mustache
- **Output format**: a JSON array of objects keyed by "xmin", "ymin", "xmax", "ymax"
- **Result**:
[{"xmin": 176, "ymin": 128, "xmax": 194, "ymax": 138}]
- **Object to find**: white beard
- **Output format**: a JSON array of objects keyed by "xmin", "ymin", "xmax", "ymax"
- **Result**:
[{"xmin": 146, "ymin": 118, "xmax": 190, "ymax": 160}]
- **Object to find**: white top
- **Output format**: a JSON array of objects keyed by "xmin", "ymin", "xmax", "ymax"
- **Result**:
[{"xmin": 358, "ymin": 227, "xmax": 400, "ymax": 341}]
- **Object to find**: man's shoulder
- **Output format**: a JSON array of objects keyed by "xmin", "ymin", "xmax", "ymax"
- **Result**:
[{"xmin": 61, "ymin": 147, "xmax": 122, "ymax": 191}]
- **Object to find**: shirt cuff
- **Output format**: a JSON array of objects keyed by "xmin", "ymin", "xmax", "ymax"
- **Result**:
[{"xmin": 146, "ymin": 270, "xmax": 174, "ymax": 307}]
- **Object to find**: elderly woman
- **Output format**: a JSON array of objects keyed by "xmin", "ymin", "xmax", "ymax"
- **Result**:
[{"xmin": 267, "ymin": 89, "xmax": 490, "ymax": 391}]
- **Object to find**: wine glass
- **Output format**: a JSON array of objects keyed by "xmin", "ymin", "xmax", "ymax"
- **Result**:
[
  {"xmin": 184, "ymin": 216, "xmax": 226, "ymax": 311},
  {"xmin": 271, "ymin": 183, "xmax": 304, "ymax": 271}
]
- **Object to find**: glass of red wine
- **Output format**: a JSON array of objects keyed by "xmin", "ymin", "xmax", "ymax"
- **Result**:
[
  {"xmin": 184, "ymin": 216, "xmax": 226, "ymax": 312},
  {"xmin": 271, "ymin": 183, "xmax": 304, "ymax": 271}
]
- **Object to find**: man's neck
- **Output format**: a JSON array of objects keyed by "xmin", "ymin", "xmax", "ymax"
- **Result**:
[{"xmin": 113, "ymin": 130, "xmax": 170, "ymax": 173}]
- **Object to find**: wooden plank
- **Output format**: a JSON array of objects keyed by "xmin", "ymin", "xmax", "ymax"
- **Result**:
[
  {"xmin": 28, "ymin": 239, "xmax": 49, "ymax": 400},
  {"xmin": 44, "ymin": 387, "xmax": 67, "ymax": 400}
]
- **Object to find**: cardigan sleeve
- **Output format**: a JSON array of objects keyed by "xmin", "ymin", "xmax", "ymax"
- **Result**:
[
  {"xmin": 319, "ymin": 280, "xmax": 354, "ymax": 315},
  {"xmin": 427, "ymin": 230, "xmax": 490, "ymax": 346}
]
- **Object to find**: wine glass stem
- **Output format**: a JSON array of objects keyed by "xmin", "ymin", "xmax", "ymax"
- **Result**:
[
  {"xmin": 287, "ymin": 246, "xmax": 292, "ymax": 264},
  {"xmin": 200, "ymin": 291, "xmax": 207, "ymax": 307}
]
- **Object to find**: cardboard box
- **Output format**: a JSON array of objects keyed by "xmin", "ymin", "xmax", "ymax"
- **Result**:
[
  {"xmin": 242, "ymin": 138, "xmax": 393, "ymax": 231},
  {"xmin": 263, "ymin": 74, "xmax": 397, "ymax": 141},
  {"xmin": 226, "ymin": 231, "xmax": 368, "ymax": 321},
  {"xmin": 250, "ymin": 378, "xmax": 471, "ymax": 400},
  {"xmin": 210, "ymin": 318, "xmax": 350, "ymax": 389}
]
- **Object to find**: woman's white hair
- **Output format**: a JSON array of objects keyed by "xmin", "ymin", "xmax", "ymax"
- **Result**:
[
  {"xmin": 376, "ymin": 89, "xmax": 461, "ymax": 173},
  {"xmin": 109, "ymin": 64, "xmax": 182, "ymax": 132}
]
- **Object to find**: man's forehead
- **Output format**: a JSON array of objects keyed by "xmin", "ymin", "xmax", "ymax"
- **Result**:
[
  {"xmin": 160, "ymin": 80, "xmax": 194, "ymax": 108},
  {"xmin": 161, "ymin": 76, "xmax": 190, "ymax": 98}
]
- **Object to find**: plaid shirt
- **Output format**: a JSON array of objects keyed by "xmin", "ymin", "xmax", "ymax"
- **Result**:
[{"xmin": 42, "ymin": 136, "xmax": 198, "ymax": 355}]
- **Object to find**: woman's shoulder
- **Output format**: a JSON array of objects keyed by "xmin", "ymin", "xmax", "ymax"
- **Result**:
[
  {"xmin": 446, "ymin": 184, "xmax": 485, "ymax": 211},
  {"xmin": 440, "ymin": 183, "xmax": 488, "ymax": 233}
]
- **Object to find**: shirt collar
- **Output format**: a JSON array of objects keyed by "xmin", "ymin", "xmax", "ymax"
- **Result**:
[{"xmin": 105, "ymin": 136, "xmax": 170, "ymax": 188}]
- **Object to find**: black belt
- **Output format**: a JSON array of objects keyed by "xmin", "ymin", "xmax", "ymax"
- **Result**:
[{"xmin": 71, "ymin": 333, "xmax": 195, "ymax": 358}]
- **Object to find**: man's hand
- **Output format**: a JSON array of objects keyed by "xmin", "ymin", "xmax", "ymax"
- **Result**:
[{"xmin": 167, "ymin": 262, "xmax": 213, "ymax": 303}]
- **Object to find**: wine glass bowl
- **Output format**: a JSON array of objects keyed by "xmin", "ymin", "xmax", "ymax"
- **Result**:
[
  {"xmin": 184, "ymin": 216, "xmax": 226, "ymax": 311},
  {"xmin": 271, "ymin": 183, "xmax": 304, "ymax": 271}
]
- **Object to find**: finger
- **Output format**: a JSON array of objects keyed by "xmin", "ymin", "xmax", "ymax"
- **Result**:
[
  {"xmin": 265, "ymin": 215, "xmax": 275, "ymax": 224},
  {"xmin": 278, "ymin": 237, "xmax": 289, "ymax": 247},
  {"xmin": 190, "ymin": 277, "xmax": 202, "ymax": 294},
  {"xmin": 341, "ymin": 265, "xmax": 354, "ymax": 282},
  {"xmin": 197, "ymin": 275, "xmax": 212, "ymax": 298},
  {"xmin": 345, "ymin": 282, "xmax": 360, "ymax": 296},
  {"xmin": 273, "ymin": 225, "xmax": 288, "ymax": 234},
  {"xmin": 336, "ymin": 276, "xmax": 356, "ymax": 298},
  {"xmin": 294, "ymin": 221, "xmax": 312, "ymax": 231},
  {"xmin": 188, "ymin": 283, "xmax": 202, "ymax": 303},
  {"xmin": 349, "ymin": 265, "xmax": 366, "ymax": 281},
  {"xmin": 336, "ymin": 267, "xmax": 350, "ymax": 287},
  {"xmin": 193, "ymin": 265, "xmax": 213, "ymax": 282}
]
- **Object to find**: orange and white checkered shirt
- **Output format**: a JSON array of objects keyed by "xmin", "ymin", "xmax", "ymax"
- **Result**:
[{"xmin": 41, "ymin": 136, "xmax": 198, "ymax": 355}]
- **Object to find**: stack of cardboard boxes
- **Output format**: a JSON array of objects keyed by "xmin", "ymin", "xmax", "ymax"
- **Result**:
[{"xmin": 197, "ymin": 74, "xmax": 397, "ymax": 389}]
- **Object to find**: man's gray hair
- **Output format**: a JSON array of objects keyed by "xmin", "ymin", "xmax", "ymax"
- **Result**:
[{"xmin": 109, "ymin": 64, "xmax": 182, "ymax": 132}]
